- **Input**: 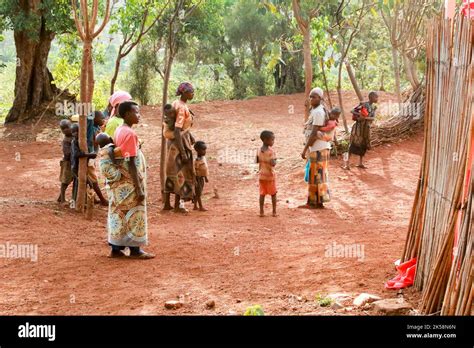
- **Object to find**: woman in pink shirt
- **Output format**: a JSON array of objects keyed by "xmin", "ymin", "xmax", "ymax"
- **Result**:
[{"xmin": 100, "ymin": 101, "xmax": 154, "ymax": 259}]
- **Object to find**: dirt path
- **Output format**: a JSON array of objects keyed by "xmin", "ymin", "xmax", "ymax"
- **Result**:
[{"xmin": 0, "ymin": 92, "xmax": 423, "ymax": 315}]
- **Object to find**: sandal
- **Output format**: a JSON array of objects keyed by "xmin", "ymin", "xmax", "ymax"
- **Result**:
[
  {"xmin": 108, "ymin": 250, "xmax": 127, "ymax": 258},
  {"xmin": 129, "ymin": 251, "xmax": 155, "ymax": 260}
]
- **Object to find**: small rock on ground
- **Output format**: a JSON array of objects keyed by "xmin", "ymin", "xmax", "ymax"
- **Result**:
[
  {"xmin": 327, "ymin": 293, "xmax": 353, "ymax": 306},
  {"xmin": 164, "ymin": 300, "xmax": 183, "ymax": 310},
  {"xmin": 205, "ymin": 300, "xmax": 215, "ymax": 309},
  {"xmin": 353, "ymin": 293, "xmax": 382, "ymax": 307},
  {"xmin": 331, "ymin": 302, "xmax": 344, "ymax": 310},
  {"xmin": 373, "ymin": 298, "xmax": 412, "ymax": 315}
]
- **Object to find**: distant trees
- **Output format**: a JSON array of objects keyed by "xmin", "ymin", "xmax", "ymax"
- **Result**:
[
  {"xmin": 379, "ymin": 0, "xmax": 442, "ymax": 102},
  {"xmin": 0, "ymin": 0, "xmax": 443, "ymax": 125},
  {"xmin": 109, "ymin": 0, "xmax": 169, "ymax": 95}
]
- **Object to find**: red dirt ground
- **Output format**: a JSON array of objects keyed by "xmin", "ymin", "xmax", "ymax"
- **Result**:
[{"xmin": 0, "ymin": 91, "xmax": 423, "ymax": 315}]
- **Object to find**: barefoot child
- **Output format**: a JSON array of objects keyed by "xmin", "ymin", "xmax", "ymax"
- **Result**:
[
  {"xmin": 256, "ymin": 130, "xmax": 277, "ymax": 217},
  {"xmin": 58, "ymin": 119, "xmax": 73, "ymax": 203},
  {"xmin": 193, "ymin": 141, "xmax": 209, "ymax": 211}
]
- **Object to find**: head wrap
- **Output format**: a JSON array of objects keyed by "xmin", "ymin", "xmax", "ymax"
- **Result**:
[
  {"xmin": 310, "ymin": 87, "xmax": 324, "ymax": 98},
  {"xmin": 109, "ymin": 91, "xmax": 132, "ymax": 116},
  {"xmin": 176, "ymin": 82, "xmax": 194, "ymax": 96}
]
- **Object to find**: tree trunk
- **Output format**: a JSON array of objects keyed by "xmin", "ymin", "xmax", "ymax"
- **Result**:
[
  {"xmin": 391, "ymin": 46, "xmax": 402, "ymax": 104},
  {"xmin": 379, "ymin": 71, "xmax": 386, "ymax": 91},
  {"xmin": 401, "ymin": 51, "xmax": 420, "ymax": 90},
  {"xmin": 110, "ymin": 47, "xmax": 123, "ymax": 95},
  {"xmin": 76, "ymin": 40, "xmax": 93, "ymax": 213},
  {"xmin": 345, "ymin": 60, "xmax": 363, "ymax": 102},
  {"xmin": 160, "ymin": 48, "xmax": 175, "ymax": 199},
  {"xmin": 302, "ymin": 28, "xmax": 313, "ymax": 121},
  {"xmin": 337, "ymin": 62, "xmax": 349, "ymax": 133},
  {"xmin": 5, "ymin": 15, "xmax": 55, "ymax": 123}
]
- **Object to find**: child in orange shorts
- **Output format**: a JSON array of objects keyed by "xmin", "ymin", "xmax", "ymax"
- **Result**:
[{"xmin": 256, "ymin": 130, "xmax": 277, "ymax": 217}]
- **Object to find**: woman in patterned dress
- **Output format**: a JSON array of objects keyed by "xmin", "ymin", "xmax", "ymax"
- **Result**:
[
  {"xmin": 163, "ymin": 82, "xmax": 196, "ymax": 213},
  {"xmin": 300, "ymin": 87, "xmax": 332, "ymax": 209},
  {"xmin": 99, "ymin": 101, "xmax": 154, "ymax": 259}
]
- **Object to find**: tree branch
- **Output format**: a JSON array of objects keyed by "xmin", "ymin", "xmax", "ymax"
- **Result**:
[{"xmin": 92, "ymin": 0, "xmax": 111, "ymax": 39}]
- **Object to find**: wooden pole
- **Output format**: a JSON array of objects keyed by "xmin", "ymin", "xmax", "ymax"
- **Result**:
[
  {"xmin": 399, "ymin": 11, "xmax": 473, "ymax": 314},
  {"xmin": 72, "ymin": 0, "xmax": 111, "ymax": 213}
]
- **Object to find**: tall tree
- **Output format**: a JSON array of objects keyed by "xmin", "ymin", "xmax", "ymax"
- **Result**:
[
  {"xmin": 109, "ymin": 0, "xmax": 169, "ymax": 95},
  {"xmin": 225, "ymin": 0, "xmax": 274, "ymax": 96},
  {"xmin": 264, "ymin": 0, "xmax": 305, "ymax": 95},
  {"xmin": 0, "ymin": 0, "xmax": 72, "ymax": 123},
  {"xmin": 71, "ymin": 0, "xmax": 111, "ymax": 213},
  {"xmin": 328, "ymin": 0, "xmax": 370, "ymax": 132},
  {"xmin": 379, "ymin": 0, "xmax": 440, "ymax": 100},
  {"xmin": 292, "ymin": 0, "xmax": 319, "ymax": 121}
]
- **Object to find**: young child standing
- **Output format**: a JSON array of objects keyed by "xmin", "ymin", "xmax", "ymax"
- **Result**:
[
  {"xmin": 58, "ymin": 119, "xmax": 73, "ymax": 204},
  {"xmin": 193, "ymin": 141, "xmax": 209, "ymax": 211},
  {"xmin": 256, "ymin": 130, "xmax": 277, "ymax": 217},
  {"xmin": 70, "ymin": 123, "xmax": 98, "ymax": 203}
]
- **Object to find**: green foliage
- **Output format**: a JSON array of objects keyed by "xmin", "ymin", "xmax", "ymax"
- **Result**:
[
  {"xmin": 110, "ymin": 0, "xmax": 168, "ymax": 43},
  {"xmin": 244, "ymin": 305, "xmax": 265, "ymax": 316},
  {"xmin": 348, "ymin": 10, "xmax": 394, "ymax": 91},
  {"xmin": 0, "ymin": 61, "xmax": 15, "ymax": 121},
  {"xmin": 0, "ymin": 0, "xmax": 431, "ymax": 118},
  {"xmin": 128, "ymin": 46, "xmax": 154, "ymax": 105},
  {"xmin": 315, "ymin": 293, "xmax": 333, "ymax": 307},
  {"xmin": 92, "ymin": 78, "xmax": 111, "ymax": 112},
  {"xmin": 0, "ymin": 33, "xmax": 5, "ymax": 69},
  {"xmin": 0, "ymin": 0, "xmax": 72, "ymax": 39}
]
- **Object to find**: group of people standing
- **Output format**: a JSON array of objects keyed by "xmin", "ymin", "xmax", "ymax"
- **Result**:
[
  {"xmin": 297, "ymin": 87, "xmax": 379, "ymax": 209},
  {"xmin": 99, "ymin": 82, "xmax": 209, "ymax": 259},
  {"xmin": 58, "ymin": 82, "xmax": 209, "ymax": 259},
  {"xmin": 58, "ymin": 81, "xmax": 378, "ymax": 259}
]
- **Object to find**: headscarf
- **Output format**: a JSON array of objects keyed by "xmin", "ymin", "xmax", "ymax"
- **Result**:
[
  {"xmin": 109, "ymin": 91, "xmax": 132, "ymax": 116},
  {"xmin": 176, "ymin": 82, "xmax": 194, "ymax": 96},
  {"xmin": 310, "ymin": 87, "xmax": 324, "ymax": 99}
]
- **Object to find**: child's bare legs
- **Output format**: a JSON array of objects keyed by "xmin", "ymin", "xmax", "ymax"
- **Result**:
[
  {"xmin": 58, "ymin": 183, "xmax": 69, "ymax": 203},
  {"xmin": 194, "ymin": 195, "xmax": 207, "ymax": 211},
  {"xmin": 271, "ymin": 194, "xmax": 277, "ymax": 217},
  {"xmin": 342, "ymin": 153, "xmax": 352, "ymax": 170},
  {"xmin": 259, "ymin": 195, "xmax": 265, "ymax": 217},
  {"xmin": 193, "ymin": 195, "xmax": 198, "ymax": 210},
  {"xmin": 356, "ymin": 155, "xmax": 366, "ymax": 168}
]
